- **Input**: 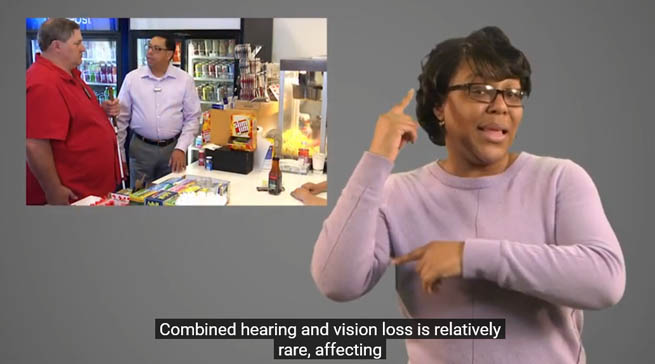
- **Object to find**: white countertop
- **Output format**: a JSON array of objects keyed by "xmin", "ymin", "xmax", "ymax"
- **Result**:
[{"xmin": 153, "ymin": 162, "xmax": 327, "ymax": 206}]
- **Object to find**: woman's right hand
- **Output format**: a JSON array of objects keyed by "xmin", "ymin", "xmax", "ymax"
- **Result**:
[{"xmin": 368, "ymin": 89, "xmax": 419, "ymax": 162}]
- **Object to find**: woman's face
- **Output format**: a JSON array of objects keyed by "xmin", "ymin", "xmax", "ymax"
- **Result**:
[{"xmin": 434, "ymin": 61, "xmax": 524, "ymax": 168}]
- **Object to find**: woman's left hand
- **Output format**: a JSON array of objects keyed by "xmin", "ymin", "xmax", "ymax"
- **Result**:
[{"xmin": 393, "ymin": 241, "xmax": 465, "ymax": 294}]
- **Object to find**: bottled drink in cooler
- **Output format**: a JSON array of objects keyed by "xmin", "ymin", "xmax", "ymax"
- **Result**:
[
  {"xmin": 174, "ymin": 43, "xmax": 181, "ymax": 63},
  {"xmin": 198, "ymin": 40, "xmax": 205, "ymax": 56},
  {"xmin": 89, "ymin": 63, "xmax": 96, "ymax": 83},
  {"xmin": 228, "ymin": 39, "xmax": 235, "ymax": 57},
  {"xmin": 99, "ymin": 62, "xmax": 105, "ymax": 83}
]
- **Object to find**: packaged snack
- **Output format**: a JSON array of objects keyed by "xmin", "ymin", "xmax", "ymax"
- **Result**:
[
  {"xmin": 110, "ymin": 188, "xmax": 132, "ymax": 205},
  {"xmin": 145, "ymin": 191, "xmax": 179, "ymax": 206},
  {"xmin": 129, "ymin": 188, "xmax": 160, "ymax": 204},
  {"xmin": 201, "ymin": 111, "xmax": 212, "ymax": 144},
  {"xmin": 227, "ymin": 114, "xmax": 257, "ymax": 152},
  {"xmin": 90, "ymin": 197, "xmax": 115, "ymax": 206}
]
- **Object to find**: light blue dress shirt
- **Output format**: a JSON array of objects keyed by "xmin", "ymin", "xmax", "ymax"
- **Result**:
[{"xmin": 116, "ymin": 65, "xmax": 201, "ymax": 160}]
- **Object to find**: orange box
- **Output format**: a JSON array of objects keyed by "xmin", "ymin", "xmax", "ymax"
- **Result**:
[
  {"xmin": 210, "ymin": 109, "xmax": 257, "ymax": 146},
  {"xmin": 232, "ymin": 100, "xmax": 279, "ymax": 134}
]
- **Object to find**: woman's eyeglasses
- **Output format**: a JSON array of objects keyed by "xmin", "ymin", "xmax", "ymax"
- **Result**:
[{"xmin": 447, "ymin": 83, "xmax": 526, "ymax": 107}]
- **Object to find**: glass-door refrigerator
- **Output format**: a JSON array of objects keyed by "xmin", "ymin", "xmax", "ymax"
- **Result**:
[
  {"xmin": 129, "ymin": 30, "xmax": 185, "ymax": 70},
  {"xmin": 128, "ymin": 23, "xmax": 242, "ymax": 111},
  {"xmin": 184, "ymin": 34, "xmax": 240, "ymax": 110},
  {"xmin": 26, "ymin": 18, "xmax": 123, "ymax": 104}
]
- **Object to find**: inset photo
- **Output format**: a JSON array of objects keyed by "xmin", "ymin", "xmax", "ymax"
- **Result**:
[{"xmin": 25, "ymin": 17, "xmax": 327, "ymax": 206}]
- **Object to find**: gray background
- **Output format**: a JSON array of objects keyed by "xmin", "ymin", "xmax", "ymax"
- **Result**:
[{"xmin": 1, "ymin": 0, "xmax": 653, "ymax": 363}]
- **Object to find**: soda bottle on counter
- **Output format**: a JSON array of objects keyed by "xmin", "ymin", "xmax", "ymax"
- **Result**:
[{"xmin": 268, "ymin": 140, "xmax": 282, "ymax": 195}]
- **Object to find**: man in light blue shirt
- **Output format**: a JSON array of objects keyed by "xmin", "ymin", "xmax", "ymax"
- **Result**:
[{"xmin": 117, "ymin": 35, "xmax": 201, "ymax": 188}]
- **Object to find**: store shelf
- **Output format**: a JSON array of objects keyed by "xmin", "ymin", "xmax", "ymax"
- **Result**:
[
  {"xmin": 193, "ymin": 77, "xmax": 234, "ymax": 82},
  {"xmin": 86, "ymin": 82, "xmax": 117, "ymax": 87},
  {"xmin": 83, "ymin": 58, "xmax": 116, "ymax": 62},
  {"xmin": 190, "ymin": 55, "xmax": 235, "ymax": 60}
]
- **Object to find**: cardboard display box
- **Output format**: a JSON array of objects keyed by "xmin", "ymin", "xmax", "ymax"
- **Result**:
[
  {"xmin": 210, "ymin": 109, "xmax": 257, "ymax": 146},
  {"xmin": 209, "ymin": 102, "xmax": 278, "ymax": 145},
  {"xmin": 232, "ymin": 100, "xmax": 279, "ymax": 134},
  {"xmin": 209, "ymin": 102, "xmax": 278, "ymax": 175}
]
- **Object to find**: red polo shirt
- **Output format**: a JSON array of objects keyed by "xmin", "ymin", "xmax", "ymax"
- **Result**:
[{"xmin": 26, "ymin": 54, "xmax": 120, "ymax": 205}]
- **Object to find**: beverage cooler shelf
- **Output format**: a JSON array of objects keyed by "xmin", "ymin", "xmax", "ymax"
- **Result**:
[
  {"xmin": 194, "ymin": 77, "xmax": 234, "ymax": 82},
  {"xmin": 86, "ymin": 82, "xmax": 117, "ymax": 87},
  {"xmin": 190, "ymin": 56, "xmax": 235, "ymax": 61}
]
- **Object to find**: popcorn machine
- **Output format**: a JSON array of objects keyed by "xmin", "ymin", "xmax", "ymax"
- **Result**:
[{"xmin": 277, "ymin": 58, "xmax": 327, "ymax": 159}]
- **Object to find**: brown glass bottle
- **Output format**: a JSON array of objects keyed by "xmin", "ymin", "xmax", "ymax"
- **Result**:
[{"xmin": 268, "ymin": 148, "xmax": 282, "ymax": 195}]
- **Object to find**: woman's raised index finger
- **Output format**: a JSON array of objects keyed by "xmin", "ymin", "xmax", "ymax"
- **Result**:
[{"xmin": 392, "ymin": 89, "xmax": 415, "ymax": 113}]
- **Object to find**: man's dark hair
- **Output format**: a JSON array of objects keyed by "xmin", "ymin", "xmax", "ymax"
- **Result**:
[
  {"xmin": 37, "ymin": 18, "xmax": 80, "ymax": 52},
  {"xmin": 416, "ymin": 26, "xmax": 532, "ymax": 146},
  {"xmin": 152, "ymin": 35, "xmax": 176, "ymax": 61}
]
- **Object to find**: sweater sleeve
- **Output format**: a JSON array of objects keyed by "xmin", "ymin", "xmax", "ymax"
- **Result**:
[
  {"xmin": 462, "ymin": 160, "xmax": 626, "ymax": 310},
  {"xmin": 311, "ymin": 152, "xmax": 395, "ymax": 302}
]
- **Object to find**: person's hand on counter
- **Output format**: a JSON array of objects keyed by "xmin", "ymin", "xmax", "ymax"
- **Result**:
[
  {"xmin": 169, "ymin": 149, "xmax": 187, "ymax": 173},
  {"xmin": 301, "ymin": 181, "xmax": 328, "ymax": 195},
  {"xmin": 291, "ymin": 187, "xmax": 327, "ymax": 206},
  {"xmin": 101, "ymin": 98, "xmax": 120, "ymax": 118}
]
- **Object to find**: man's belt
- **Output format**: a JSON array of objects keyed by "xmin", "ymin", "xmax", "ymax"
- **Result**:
[{"xmin": 134, "ymin": 132, "xmax": 179, "ymax": 147}]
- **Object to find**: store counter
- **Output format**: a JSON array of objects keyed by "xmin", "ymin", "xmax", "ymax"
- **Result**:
[{"xmin": 153, "ymin": 162, "xmax": 327, "ymax": 206}]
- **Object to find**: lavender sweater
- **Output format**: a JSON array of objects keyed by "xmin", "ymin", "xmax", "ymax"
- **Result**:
[{"xmin": 311, "ymin": 152, "xmax": 625, "ymax": 363}]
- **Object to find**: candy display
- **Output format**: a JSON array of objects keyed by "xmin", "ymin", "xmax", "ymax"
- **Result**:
[
  {"xmin": 118, "ymin": 175, "xmax": 230, "ymax": 206},
  {"xmin": 145, "ymin": 191, "xmax": 179, "ymax": 206},
  {"xmin": 175, "ymin": 191, "xmax": 228, "ymax": 206}
]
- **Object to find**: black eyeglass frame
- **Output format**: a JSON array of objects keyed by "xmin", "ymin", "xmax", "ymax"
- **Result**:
[
  {"xmin": 146, "ymin": 43, "xmax": 174, "ymax": 53},
  {"xmin": 447, "ymin": 83, "xmax": 527, "ymax": 107}
]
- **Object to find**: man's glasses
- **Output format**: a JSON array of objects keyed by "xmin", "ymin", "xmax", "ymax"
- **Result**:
[
  {"xmin": 447, "ymin": 83, "xmax": 526, "ymax": 107},
  {"xmin": 147, "ymin": 44, "xmax": 172, "ymax": 53}
]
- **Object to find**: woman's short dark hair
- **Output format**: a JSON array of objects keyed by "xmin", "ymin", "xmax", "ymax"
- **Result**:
[
  {"xmin": 416, "ymin": 26, "xmax": 532, "ymax": 146},
  {"xmin": 37, "ymin": 18, "xmax": 80, "ymax": 52}
]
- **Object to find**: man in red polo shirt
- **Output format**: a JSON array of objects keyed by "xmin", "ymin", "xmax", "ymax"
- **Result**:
[{"xmin": 26, "ymin": 18, "xmax": 121, "ymax": 205}]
